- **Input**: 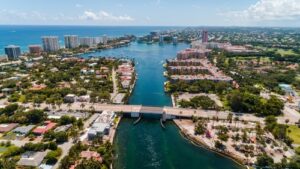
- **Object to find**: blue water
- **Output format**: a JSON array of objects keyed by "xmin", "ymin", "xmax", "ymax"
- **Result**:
[
  {"xmin": 83, "ymin": 42, "xmax": 242, "ymax": 169},
  {"xmin": 0, "ymin": 25, "xmax": 179, "ymax": 54},
  {"xmin": 0, "ymin": 25, "xmax": 242, "ymax": 169}
]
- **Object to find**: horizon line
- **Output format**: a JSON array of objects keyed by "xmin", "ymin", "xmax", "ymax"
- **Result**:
[{"xmin": 0, "ymin": 24, "xmax": 300, "ymax": 29}]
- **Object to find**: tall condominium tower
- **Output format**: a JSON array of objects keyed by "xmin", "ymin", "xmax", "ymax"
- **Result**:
[
  {"xmin": 79, "ymin": 37, "xmax": 94, "ymax": 47},
  {"xmin": 28, "ymin": 45, "xmax": 42, "ymax": 55},
  {"xmin": 64, "ymin": 35, "xmax": 79, "ymax": 49},
  {"xmin": 42, "ymin": 36, "xmax": 60, "ymax": 52},
  {"xmin": 202, "ymin": 30, "xmax": 208, "ymax": 43},
  {"xmin": 4, "ymin": 45, "xmax": 21, "ymax": 60}
]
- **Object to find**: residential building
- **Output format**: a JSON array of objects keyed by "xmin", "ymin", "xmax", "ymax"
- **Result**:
[
  {"xmin": 173, "ymin": 36, "xmax": 178, "ymax": 45},
  {"xmin": 32, "ymin": 121, "xmax": 56, "ymax": 135},
  {"xmin": 46, "ymin": 111, "xmax": 87, "ymax": 120},
  {"xmin": 54, "ymin": 124, "xmax": 72, "ymax": 132},
  {"xmin": 4, "ymin": 45, "xmax": 21, "ymax": 60},
  {"xmin": 42, "ymin": 36, "xmax": 60, "ymax": 52},
  {"xmin": 80, "ymin": 151, "xmax": 102, "ymax": 162},
  {"xmin": 93, "ymin": 37, "xmax": 101, "ymax": 45},
  {"xmin": 167, "ymin": 48, "xmax": 233, "ymax": 83},
  {"xmin": 202, "ymin": 30, "xmax": 208, "ymax": 43},
  {"xmin": 17, "ymin": 151, "xmax": 47, "ymax": 167},
  {"xmin": 28, "ymin": 45, "xmax": 42, "ymax": 55},
  {"xmin": 176, "ymin": 48, "xmax": 209, "ymax": 60},
  {"xmin": 12, "ymin": 125, "xmax": 36, "ymax": 136},
  {"xmin": 88, "ymin": 111, "xmax": 115, "ymax": 140},
  {"xmin": 159, "ymin": 35, "xmax": 164, "ymax": 44},
  {"xmin": 77, "ymin": 95, "xmax": 90, "ymax": 102},
  {"xmin": 1, "ymin": 88, "xmax": 14, "ymax": 95},
  {"xmin": 79, "ymin": 37, "xmax": 94, "ymax": 47},
  {"xmin": 102, "ymin": 35, "xmax": 108, "ymax": 45},
  {"xmin": 64, "ymin": 35, "xmax": 79, "ymax": 49},
  {"xmin": 0, "ymin": 123, "xmax": 19, "ymax": 133},
  {"xmin": 64, "ymin": 94, "xmax": 77, "ymax": 103}
]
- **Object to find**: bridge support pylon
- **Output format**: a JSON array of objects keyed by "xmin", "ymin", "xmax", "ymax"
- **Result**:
[
  {"xmin": 131, "ymin": 112, "xmax": 140, "ymax": 118},
  {"xmin": 162, "ymin": 111, "xmax": 167, "ymax": 122}
]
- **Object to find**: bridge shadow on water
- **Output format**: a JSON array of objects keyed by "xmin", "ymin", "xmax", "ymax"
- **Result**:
[{"xmin": 122, "ymin": 113, "xmax": 162, "ymax": 120}]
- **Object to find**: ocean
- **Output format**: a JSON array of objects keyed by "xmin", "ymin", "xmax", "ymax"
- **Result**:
[{"xmin": 0, "ymin": 25, "xmax": 180, "ymax": 54}]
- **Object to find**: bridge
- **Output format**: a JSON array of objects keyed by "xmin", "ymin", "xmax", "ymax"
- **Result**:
[{"xmin": 33, "ymin": 103, "xmax": 266, "ymax": 123}]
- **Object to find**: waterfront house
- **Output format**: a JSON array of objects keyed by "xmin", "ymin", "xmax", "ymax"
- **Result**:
[
  {"xmin": 88, "ymin": 111, "xmax": 115, "ymax": 140},
  {"xmin": 80, "ymin": 150, "xmax": 102, "ymax": 162}
]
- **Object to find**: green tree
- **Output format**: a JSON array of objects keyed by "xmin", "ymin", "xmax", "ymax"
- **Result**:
[
  {"xmin": 26, "ymin": 109, "xmax": 46, "ymax": 124},
  {"xmin": 256, "ymin": 154, "xmax": 274, "ymax": 168}
]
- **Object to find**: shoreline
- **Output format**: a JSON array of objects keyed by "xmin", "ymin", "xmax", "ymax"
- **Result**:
[{"xmin": 173, "ymin": 119, "xmax": 247, "ymax": 169}]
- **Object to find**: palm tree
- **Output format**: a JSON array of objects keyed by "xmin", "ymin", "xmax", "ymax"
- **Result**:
[
  {"xmin": 89, "ymin": 105, "xmax": 95, "ymax": 114},
  {"xmin": 56, "ymin": 100, "xmax": 62, "ymax": 110},
  {"xmin": 80, "ymin": 103, "xmax": 85, "ymax": 111},
  {"xmin": 234, "ymin": 116, "xmax": 239, "ymax": 128},
  {"xmin": 67, "ymin": 103, "xmax": 72, "ymax": 111},
  {"xmin": 285, "ymin": 119, "xmax": 290, "ymax": 126},
  {"xmin": 227, "ymin": 113, "xmax": 233, "ymax": 123}
]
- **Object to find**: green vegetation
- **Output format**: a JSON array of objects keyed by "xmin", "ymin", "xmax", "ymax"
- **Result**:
[
  {"xmin": 178, "ymin": 96, "xmax": 217, "ymax": 110},
  {"xmin": 3, "ymin": 57, "xmax": 118, "ymax": 105},
  {"xmin": 194, "ymin": 119, "xmax": 207, "ymax": 135},
  {"xmin": 167, "ymin": 80, "xmax": 231, "ymax": 94},
  {"xmin": 227, "ymin": 91, "xmax": 284, "ymax": 116},
  {"xmin": 45, "ymin": 148, "xmax": 62, "ymax": 165},
  {"xmin": 0, "ymin": 105, "xmax": 46, "ymax": 124},
  {"xmin": 287, "ymin": 125, "xmax": 300, "ymax": 145},
  {"xmin": 59, "ymin": 141, "xmax": 113, "ymax": 169},
  {"xmin": 265, "ymin": 116, "xmax": 293, "ymax": 146}
]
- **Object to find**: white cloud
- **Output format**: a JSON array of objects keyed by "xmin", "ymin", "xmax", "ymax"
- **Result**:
[
  {"xmin": 80, "ymin": 10, "xmax": 134, "ymax": 22},
  {"xmin": 224, "ymin": 0, "xmax": 300, "ymax": 22},
  {"xmin": 0, "ymin": 9, "xmax": 134, "ymax": 25}
]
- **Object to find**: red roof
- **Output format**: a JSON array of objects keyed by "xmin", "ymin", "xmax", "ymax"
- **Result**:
[
  {"xmin": 80, "ymin": 151, "xmax": 102, "ymax": 162},
  {"xmin": 33, "ymin": 121, "xmax": 57, "ymax": 134}
]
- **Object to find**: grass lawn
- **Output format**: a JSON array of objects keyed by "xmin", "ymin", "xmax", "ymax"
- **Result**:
[
  {"xmin": 0, "ymin": 146, "xmax": 8, "ymax": 154},
  {"xmin": 288, "ymin": 125, "xmax": 300, "ymax": 144},
  {"xmin": 276, "ymin": 49, "xmax": 297, "ymax": 56}
]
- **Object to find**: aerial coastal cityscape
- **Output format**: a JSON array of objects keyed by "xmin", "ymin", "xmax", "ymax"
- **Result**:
[{"xmin": 1, "ymin": 0, "xmax": 300, "ymax": 169}]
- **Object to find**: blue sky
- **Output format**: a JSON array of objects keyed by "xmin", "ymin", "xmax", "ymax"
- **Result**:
[{"xmin": 1, "ymin": 0, "xmax": 300, "ymax": 26}]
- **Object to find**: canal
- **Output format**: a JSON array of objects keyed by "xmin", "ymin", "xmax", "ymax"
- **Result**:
[{"xmin": 85, "ymin": 42, "xmax": 242, "ymax": 169}]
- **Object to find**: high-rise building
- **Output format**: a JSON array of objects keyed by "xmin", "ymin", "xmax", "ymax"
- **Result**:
[
  {"xmin": 79, "ymin": 37, "xmax": 94, "ymax": 47},
  {"xmin": 102, "ymin": 35, "xmax": 108, "ymax": 45},
  {"xmin": 4, "ymin": 45, "xmax": 21, "ymax": 60},
  {"xmin": 93, "ymin": 37, "xmax": 101, "ymax": 45},
  {"xmin": 159, "ymin": 35, "xmax": 164, "ymax": 44},
  {"xmin": 28, "ymin": 45, "xmax": 42, "ymax": 55},
  {"xmin": 42, "ymin": 36, "xmax": 60, "ymax": 52},
  {"xmin": 64, "ymin": 35, "xmax": 79, "ymax": 49},
  {"xmin": 202, "ymin": 30, "xmax": 208, "ymax": 43},
  {"xmin": 173, "ymin": 36, "xmax": 178, "ymax": 45}
]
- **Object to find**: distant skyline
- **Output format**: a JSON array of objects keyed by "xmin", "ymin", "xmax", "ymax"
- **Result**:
[{"xmin": 1, "ymin": 0, "xmax": 300, "ymax": 27}]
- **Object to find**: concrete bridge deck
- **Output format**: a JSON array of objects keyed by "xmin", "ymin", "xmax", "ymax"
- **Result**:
[{"xmin": 32, "ymin": 103, "xmax": 266, "ymax": 123}]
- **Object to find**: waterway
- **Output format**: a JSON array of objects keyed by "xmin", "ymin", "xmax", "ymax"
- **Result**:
[{"xmin": 84, "ymin": 42, "xmax": 242, "ymax": 169}]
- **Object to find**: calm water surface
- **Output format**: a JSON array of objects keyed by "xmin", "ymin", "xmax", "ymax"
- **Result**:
[
  {"xmin": 1, "ymin": 25, "xmax": 242, "ymax": 169},
  {"xmin": 84, "ymin": 43, "xmax": 242, "ymax": 169}
]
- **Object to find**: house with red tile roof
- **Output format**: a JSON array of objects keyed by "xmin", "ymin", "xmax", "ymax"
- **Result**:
[
  {"xmin": 32, "ymin": 121, "xmax": 57, "ymax": 135},
  {"xmin": 80, "ymin": 151, "xmax": 102, "ymax": 162}
]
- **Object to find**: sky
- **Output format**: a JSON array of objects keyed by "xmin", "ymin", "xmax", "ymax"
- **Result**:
[{"xmin": 1, "ymin": 0, "xmax": 300, "ymax": 27}]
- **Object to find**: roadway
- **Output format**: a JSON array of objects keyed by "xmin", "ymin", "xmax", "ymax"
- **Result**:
[{"xmin": 26, "ymin": 101, "xmax": 300, "ymax": 125}]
